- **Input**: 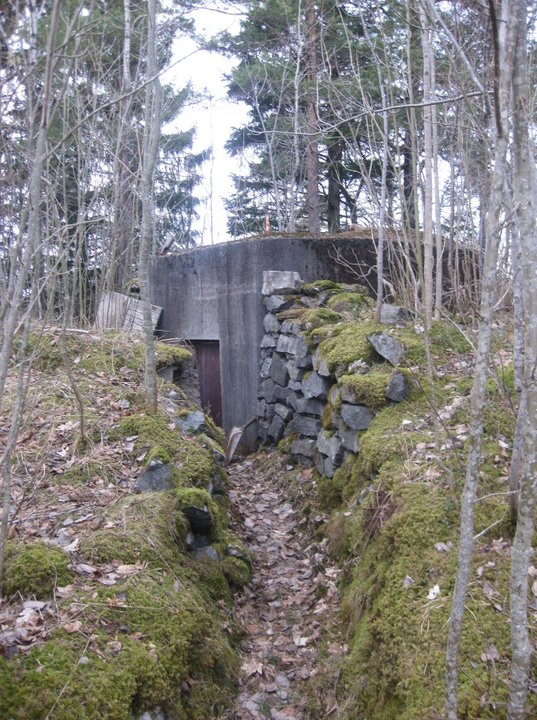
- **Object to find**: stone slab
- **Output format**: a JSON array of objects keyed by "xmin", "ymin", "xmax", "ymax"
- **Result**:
[{"xmin": 262, "ymin": 270, "xmax": 303, "ymax": 295}]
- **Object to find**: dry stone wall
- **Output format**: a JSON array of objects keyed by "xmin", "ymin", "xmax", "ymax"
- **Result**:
[{"xmin": 257, "ymin": 271, "xmax": 412, "ymax": 477}]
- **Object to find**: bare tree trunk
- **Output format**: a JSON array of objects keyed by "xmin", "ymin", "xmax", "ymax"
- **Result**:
[
  {"xmin": 304, "ymin": 0, "xmax": 320, "ymax": 234},
  {"xmin": 110, "ymin": 0, "xmax": 136, "ymax": 291},
  {"xmin": 138, "ymin": 0, "xmax": 162, "ymax": 413},
  {"xmin": 0, "ymin": 0, "xmax": 61, "ymax": 409},
  {"xmin": 419, "ymin": 1, "xmax": 434, "ymax": 328},
  {"xmin": 508, "ymin": 0, "xmax": 537, "ymax": 715},
  {"xmin": 444, "ymin": 3, "xmax": 518, "ymax": 717}
]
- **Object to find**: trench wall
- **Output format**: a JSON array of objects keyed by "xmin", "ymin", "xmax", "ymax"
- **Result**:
[{"xmin": 257, "ymin": 272, "xmax": 411, "ymax": 475}]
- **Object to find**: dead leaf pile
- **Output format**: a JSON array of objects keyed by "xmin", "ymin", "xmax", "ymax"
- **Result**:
[{"xmin": 224, "ymin": 454, "xmax": 344, "ymax": 720}]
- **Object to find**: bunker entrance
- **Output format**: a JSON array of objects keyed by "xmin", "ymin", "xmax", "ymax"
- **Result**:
[{"xmin": 192, "ymin": 341, "xmax": 222, "ymax": 427}]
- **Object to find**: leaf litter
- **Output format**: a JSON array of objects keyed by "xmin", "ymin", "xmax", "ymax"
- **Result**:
[{"xmin": 224, "ymin": 453, "xmax": 343, "ymax": 720}]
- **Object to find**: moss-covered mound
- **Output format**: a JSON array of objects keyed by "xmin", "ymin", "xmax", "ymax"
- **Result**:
[
  {"xmin": 291, "ymin": 308, "xmax": 533, "ymax": 719},
  {"xmin": 1, "ymin": 328, "xmax": 243, "ymax": 720},
  {"xmin": 0, "ymin": 572, "xmax": 238, "ymax": 720},
  {"xmin": 3, "ymin": 541, "xmax": 72, "ymax": 599}
]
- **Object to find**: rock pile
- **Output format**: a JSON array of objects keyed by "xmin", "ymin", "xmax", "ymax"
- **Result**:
[{"xmin": 257, "ymin": 271, "xmax": 413, "ymax": 478}]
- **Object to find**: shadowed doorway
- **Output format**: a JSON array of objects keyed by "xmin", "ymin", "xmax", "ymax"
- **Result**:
[{"xmin": 192, "ymin": 341, "xmax": 222, "ymax": 427}]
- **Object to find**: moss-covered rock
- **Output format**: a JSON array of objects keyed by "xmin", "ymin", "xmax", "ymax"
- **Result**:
[
  {"xmin": 174, "ymin": 488, "xmax": 225, "ymax": 542},
  {"xmin": 3, "ymin": 541, "xmax": 72, "ymax": 598},
  {"xmin": 79, "ymin": 494, "xmax": 187, "ymax": 566},
  {"xmin": 338, "ymin": 366, "xmax": 398, "ymax": 409},
  {"xmin": 222, "ymin": 556, "xmax": 251, "ymax": 588},
  {"xmin": 112, "ymin": 413, "xmax": 217, "ymax": 488}
]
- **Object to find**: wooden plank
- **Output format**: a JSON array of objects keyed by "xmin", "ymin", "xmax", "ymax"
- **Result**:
[{"xmin": 95, "ymin": 291, "xmax": 162, "ymax": 333}]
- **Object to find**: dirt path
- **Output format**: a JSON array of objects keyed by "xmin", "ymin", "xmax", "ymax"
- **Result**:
[{"xmin": 224, "ymin": 453, "xmax": 343, "ymax": 720}]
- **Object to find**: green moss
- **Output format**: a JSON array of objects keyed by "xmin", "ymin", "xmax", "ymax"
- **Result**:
[
  {"xmin": 429, "ymin": 320, "xmax": 471, "ymax": 354},
  {"xmin": 145, "ymin": 445, "xmax": 171, "ymax": 466},
  {"xmin": 338, "ymin": 482, "xmax": 521, "ymax": 719},
  {"xmin": 300, "ymin": 307, "xmax": 343, "ymax": 331},
  {"xmin": 4, "ymin": 541, "xmax": 71, "ymax": 598},
  {"xmin": 358, "ymin": 403, "xmax": 426, "ymax": 478},
  {"xmin": 112, "ymin": 413, "xmax": 217, "ymax": 487},
  {"xmin": 0, "ymin": 572, "xmax": 238, "ymax": 720},
  {"xmin": 111, "ymin": 412, "xmax": 182, "ymax": 455},
  {"xmin": 154, "ymin": 342, "xmax": 191, "ymax": 367},
  {"xmin": 302, "ymin": 279, "xmax": 341, "ymax": 294},
  {"xmin": 318, "ymin": 322, "xmax": 383, "ymax": 370},
  {"xmin": 79, "ymin": 494, "xmax": 186, "ymax": 566},
  {"xmin": 317, "ymin": 470, "xmax": 349, "ymax": 511},
  {"xmin": 326, "ymin": 292, "xmax": 370, "ymax": 318},
  {"xmin": 58, "ymin": 460, "xmax": 105, "ymax": 486},
  {"xmin": 338, "ymin": 365, "xmax": 396, "ymax": 409},
  {"xmin": 221, "ymin": 556, "xmax": 251, "ymax": 588}
]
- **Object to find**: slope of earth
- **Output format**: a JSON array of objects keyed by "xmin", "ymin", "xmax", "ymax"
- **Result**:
[
  {"xmin": 224, "ymin": 454, "xmax": 343, "ymax": 720},
  {"xmin": 279, "ymin": 314, "xmax": 537, "ymax": 720},
  {"xmin": 0, "ymin": 329, "xmax": 249, "ymax": 720}
]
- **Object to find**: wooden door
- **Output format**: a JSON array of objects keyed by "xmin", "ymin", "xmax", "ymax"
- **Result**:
[{"xmin": 194, "ymin": 341, "xmax": 222, "ymax": 427}]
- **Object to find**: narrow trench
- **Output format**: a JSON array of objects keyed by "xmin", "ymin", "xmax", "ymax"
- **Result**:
[{"xmin": 224, "ymin": 453, "xmax": 343, "ymax": 720}]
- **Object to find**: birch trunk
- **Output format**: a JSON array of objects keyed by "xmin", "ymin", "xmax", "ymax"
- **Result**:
[
  {"xmin": 419, "ymin": 2, "xmax": 434, "ymax": 328},
  {"xmin": 508, "ymin": 0, "xmax": 537, "ymax": 715},
  {"xmin": 444, "ymin": 2, "xmax": 518, "ymax": 717},
  {"xmin": 138, "ymin": 0, "xmax": 162, "ymax": 413},
  {"xmin": 0, "ymin": 0, "xmax": 61, "ymax": 409}
]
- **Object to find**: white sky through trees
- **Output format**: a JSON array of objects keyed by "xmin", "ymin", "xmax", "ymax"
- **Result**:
[{"xmin": 164, "ymin": 4, "xmax": 248, "ymax": 245}]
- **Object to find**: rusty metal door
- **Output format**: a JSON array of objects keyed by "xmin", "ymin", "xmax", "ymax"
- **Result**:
[{"xmin": 194, "ymin": 341, "xmax": 222, "ymax": 427}]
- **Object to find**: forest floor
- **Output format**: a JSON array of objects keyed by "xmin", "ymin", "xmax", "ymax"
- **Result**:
[{"xmin": 224, "ymin": 453, "xmax": 344, "ymax": 720}]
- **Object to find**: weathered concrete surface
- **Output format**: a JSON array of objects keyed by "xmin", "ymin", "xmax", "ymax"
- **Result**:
[{"xmin": 150, "ymin": 236, "xmax": 376, "ymax": 447}]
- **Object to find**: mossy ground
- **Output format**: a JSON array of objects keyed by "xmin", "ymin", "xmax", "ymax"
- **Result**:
[
  {"xmin": 1, "ymin": 328, "xmax": 242, "ymax": 719},
  {"xmin": 291, "ymin": 306, "xmax": 531, "ymax": 719},
  {"xmin": 3, "ymin": 541, "xmax": 72, "ymax": 598}
]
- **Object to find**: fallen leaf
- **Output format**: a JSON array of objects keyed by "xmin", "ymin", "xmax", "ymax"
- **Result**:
[
  {"xmin": 481, "ymin": 644, "xmax": 499, "ymax": 662},
  {"xmin": 64, "ymin": 621, "xmax": 82, "ymax": 634},
  {"xmin": 241, "ymin": 658, "xmax": 264, "ymax": 677}
]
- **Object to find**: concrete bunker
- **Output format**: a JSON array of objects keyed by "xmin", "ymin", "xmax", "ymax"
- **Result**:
[{"xmin": 150, "ymin": 235, "xmax": 379, "ymax": 448}]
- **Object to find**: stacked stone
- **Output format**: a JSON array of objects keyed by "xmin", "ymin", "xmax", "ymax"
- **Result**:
[{"xmin": 257, "ymin": 271, "xmax": 411, "ymax": 478}]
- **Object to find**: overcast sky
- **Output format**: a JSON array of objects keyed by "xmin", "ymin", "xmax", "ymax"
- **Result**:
[{"xmin": 164, "ymin": 4, "xmax": 249, "ymax": 245}]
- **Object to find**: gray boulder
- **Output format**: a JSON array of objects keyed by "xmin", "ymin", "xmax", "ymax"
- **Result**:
[
  {"xmin": 290, "ymin": 396, "xmax": 324, "ymax": 416},
  {"xmin": 268, "ymin": 414, "xmax": 285, "ymax": 442},
  {"xmin": 338, "ymin": 425, "xmax": 360, "ymax": 453},
  {"xmin": 281, "ymin": 319, "xmax": 301, "ymax": 335},
  {"xmin": 380, "ymin": 303, "xmax": 413, "ymax": 324},
  {"xmin": 341, "ymin": 403, "xmax": 374, "ymax": 431},
  {"xmin": 274, "ymin": 403, "xmax": 293, "ymax": 421},
  {"xmin": 260, "ymin": 333, "xmax": 277, "ymax": 349},
  {"xmin": 133, "ymin": 462, "xmax": 173, "ymax": 494},
  {"xmin": 316, "ymin": 430, "xmax": 345, "ymax": 467},
  {"xmin": 263, "ymin": 313, "xmax": 281, "ymax": 333},
  {"xmin": 262, "ymin": 270, "xmax": 303, "ymax": 295},
  {"xmin": 193, "ymin": 545, "xmax": 220, "ymax": 562},
  {"xmin": 259, "ymin": 379, "xmax": 277, "ymax": 403},
  {"xmin": 290, "ymin": 415, "xmax": 322, "ymax": 438},
  {"xmin": 385, "ymin": 371, "xmax": 409, "ymax": 402},
  {"xmin": 290, "ymin": 438, "xmax": 316, "ymax": 458},
  {"xmin": 175, "ymin": 410, "xmax": 206, "ymax": 435},
  {"xmin": 270, "ymin": 355, "xmax": 289, "ymax": 387},
  {"xmin": 264, "ymin": 295, "xmax": 294, "ymax": 312},
  {"xmin": 302, "ymin": 371, "xmax": 331, "ymax": 400},
  {"xmin": 368, "ymin": 333, "xmax": 405, "ymax": 366},
  {"xmin": 312, "ymin": 348, "xmax": 331, "ymax": 377},
  {"xmin": 260, "ymin": 357, "xmax": 272, "ymax": 379}
]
